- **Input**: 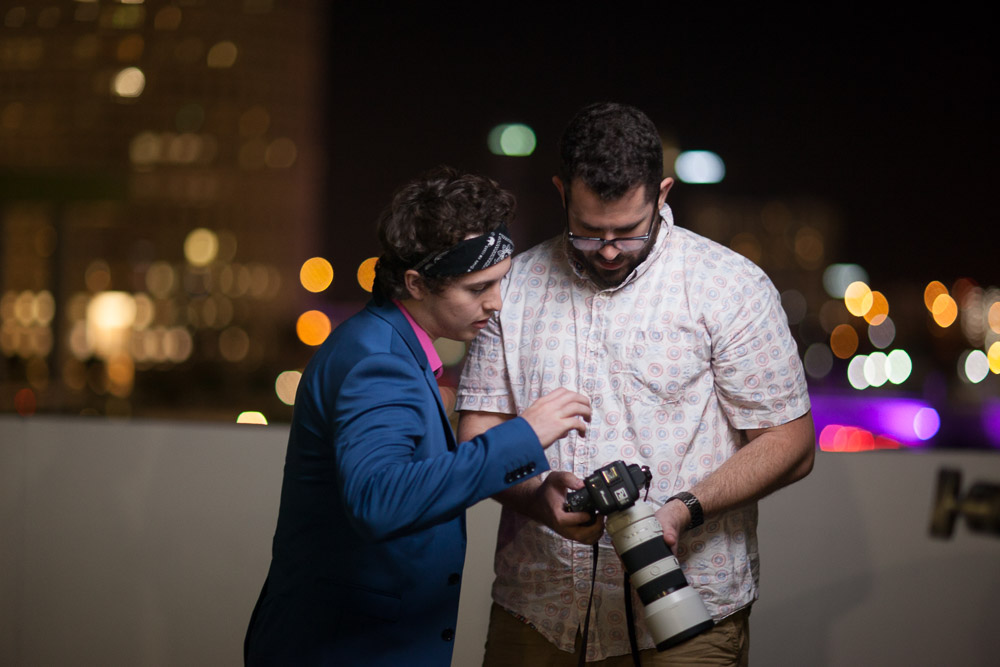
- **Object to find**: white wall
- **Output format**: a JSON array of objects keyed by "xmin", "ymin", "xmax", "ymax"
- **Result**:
[{"xmin": 1, "ymin": 416, "xmax": 998, "ymax": 666}]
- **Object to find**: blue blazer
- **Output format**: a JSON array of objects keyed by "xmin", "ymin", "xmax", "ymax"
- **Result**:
[{"xmin": 245, "ymin": 296, "xmax": 547, "ymax": 666}]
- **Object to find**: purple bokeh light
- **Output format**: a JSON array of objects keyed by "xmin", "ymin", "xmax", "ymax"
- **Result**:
[{"xmin": 810, "ymin": 393, "xmax": 939, "ymax": 448}]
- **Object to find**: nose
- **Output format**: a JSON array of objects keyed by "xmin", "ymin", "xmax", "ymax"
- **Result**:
[
  {"xmin": 484, "ymin": 282, "xmax": 502, "ymax": 313},
  {"xmin": 598, "ymin": 241, "xmax": 620, "ymax": 261}
]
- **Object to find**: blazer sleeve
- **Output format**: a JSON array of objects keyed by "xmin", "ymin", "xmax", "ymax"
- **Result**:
[{"xmin": 332, "ymin": 350, "xmax": 548, "ymax": 542}]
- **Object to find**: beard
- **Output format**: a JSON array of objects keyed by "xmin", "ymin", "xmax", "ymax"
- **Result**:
[{"xmin": 568, "ymin": 217, "xmax": 661, "ymax": 289}]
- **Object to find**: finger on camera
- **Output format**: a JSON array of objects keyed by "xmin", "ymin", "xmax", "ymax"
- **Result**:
[{"xmin": 548, "ymin": 470, "xmax": 585, "ymax": 490}]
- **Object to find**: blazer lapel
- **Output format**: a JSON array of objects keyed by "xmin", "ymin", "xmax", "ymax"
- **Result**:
[{"xmin": 365, "ymin": 299, "xmax": 458, "ymax": 451}]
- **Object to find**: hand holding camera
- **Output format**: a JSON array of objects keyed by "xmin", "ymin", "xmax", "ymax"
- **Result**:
[{"xmin": 564, "ymin": 461, "xmax": 714, "ymax": 651}]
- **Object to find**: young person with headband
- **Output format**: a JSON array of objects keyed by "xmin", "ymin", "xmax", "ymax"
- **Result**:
[{"xmin": 244, "ymin": 167, "xmax": 592, "ymax": 666}]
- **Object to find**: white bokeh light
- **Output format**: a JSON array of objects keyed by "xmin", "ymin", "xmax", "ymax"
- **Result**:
[{"xmin": 674, "ymin": 151, "xmax": 725, "ymax": 184}]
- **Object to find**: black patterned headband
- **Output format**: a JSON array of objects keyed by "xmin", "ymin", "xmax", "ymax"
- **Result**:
[{"xmin": 412, "ymin": 225, "xmax": 514, "ymax": 277}]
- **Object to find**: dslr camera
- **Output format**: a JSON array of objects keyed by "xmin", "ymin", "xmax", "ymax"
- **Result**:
[{"xmin": 564, "ymin": 461, "xmax": 714, "ymax": 651}]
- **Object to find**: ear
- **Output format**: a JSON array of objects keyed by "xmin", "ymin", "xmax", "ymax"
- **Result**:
[
  {"xmin": 657, "ymin": 177, "xmax": 675, "ymax": 209},
  {"xmin": 552, "ymin": 176, "xmax": 567, "ymax": 209},
  {"xmin": 403, "ymin": 270, "xmax": 427, "ymax": 300}
]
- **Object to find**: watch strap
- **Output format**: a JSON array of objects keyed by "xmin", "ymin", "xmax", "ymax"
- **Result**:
[{"xmin": 668, "ymin": 491, "xmax": 704, "ymax": 530}]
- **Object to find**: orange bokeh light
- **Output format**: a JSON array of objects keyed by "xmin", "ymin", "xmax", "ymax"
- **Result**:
[
  {"xmin": 988, "ymin": 302, "xmax": 1000, "ymax": 334},
  {"xmin": 296, "ymin": 310, "xmax": 332, "ymax": 346},
  {"xmin": 923, "ymin": 281, "xmax": 948, "ymax": 311},
  {"xmin": 931, "ymin": 294, "xmax": 958, "ymax": 328},
  {"xmin": 844, "ymin": 281, "xmax": 873, "ymax": 317},
  {"xmin": 357, "ymin": 257, "xmax": 378, "ymax": 293},
  {"xmin": 299, "ymin": 257, "xmax": 334, "ymax": 293},
  {"xmin": 830, "ymin": 324, "xmax": 859, "ymax": 359},
  {"xmin": 862, "ymin": 291, "xmax": 889, "ymax": 326}
]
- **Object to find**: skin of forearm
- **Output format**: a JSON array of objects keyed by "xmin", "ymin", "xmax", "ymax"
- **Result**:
[{"xmin": 687, "ymin": 411, "xmax": 816, "ymax": 518}]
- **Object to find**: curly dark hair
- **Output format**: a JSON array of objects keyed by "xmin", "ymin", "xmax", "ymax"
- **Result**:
[
  {"xmin": 375, "ymin": 166, "xmax": 516, "ymax": 300},
  {"xmin": 558, "ymin": 102, "xmax": 663, "ymax": 204}
]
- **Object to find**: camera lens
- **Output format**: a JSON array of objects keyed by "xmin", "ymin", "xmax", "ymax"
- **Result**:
[{"xmin": 605, "ymin": 504, "xmax": 714, "ymax": 650}]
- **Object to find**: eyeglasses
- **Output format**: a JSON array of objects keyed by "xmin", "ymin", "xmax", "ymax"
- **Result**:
[{"xmin": 566, "ymin": 214, "xmax": 660, "ymax": 252}]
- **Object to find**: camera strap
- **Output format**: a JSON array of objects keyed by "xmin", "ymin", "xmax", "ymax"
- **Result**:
[
  {"xmin": 577, "ymin": 472, "xmax": 651, "ymax": 666},
  {"xmin": 577, "ymin": 544, "xmax": 642, "ymax": 667},
  {"xmin": 577, "ymin": 543, "xmax": 599, "ymax": 667}
]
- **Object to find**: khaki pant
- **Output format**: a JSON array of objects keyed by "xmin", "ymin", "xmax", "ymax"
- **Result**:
[{"xmin": 482, "ymin": 602, "xmax": 750, "ymax": 667}]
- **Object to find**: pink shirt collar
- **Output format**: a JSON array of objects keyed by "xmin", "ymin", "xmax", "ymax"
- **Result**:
[{"xmin": 393, "ymin": 300, "xmax": 443, "ymax": 378}]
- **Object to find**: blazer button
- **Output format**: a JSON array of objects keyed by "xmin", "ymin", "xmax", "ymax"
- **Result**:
[
  {"xmin": 448, "ymin": 572, "xmax": 461, "ymax": 585},
  {"xmin": 441, "ymin": 628, "xmax": 455, "ymax": 642}
]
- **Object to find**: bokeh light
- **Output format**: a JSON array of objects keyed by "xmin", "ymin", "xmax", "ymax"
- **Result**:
[
  {"xmin": 988, "ymin": 301, "xmax": 1000, "ymax": 334},
  {"xmin": 885, "ymin": 349, "xmax": 913, "ymax": 384},
  {"xmin": 844, "ymin": 281, "xmax": 873, "ymax": 317},
  {"xmin": 924, "ymin": 280, "xmax": 948, "ymax": 311},
  {"xmin": 848, "ymin": 355, "xmax": 869, "ymax": 390},
  {"xmin": 14, "ymin": 388, "xmax": 37, "ymax": 416},
  {"xmin": 237, "ymin": 411, "xmax": 267, "ymax": 425},
  {"xmin": 219, "ymin": 326, "xmax": 250, "ymax": 362},
  {"xmin": 487, "ymin": 123, "xmax": 537, "ymax": 157},
  {"xmin": 163, "ymin": 327, "xmax": 193, "ymax": 363},
  {"xmin": 913, "ymin": 408, "xmax": 941, "ymax": 440},
  {"xmin": 265, "ymin": 138, "xmax": 297, "ymax": 169},
  {"xmin": 154, "ymin": 6, "xmax": 182, "ymax": 30},
  {"xmin": 830, "ymin": 324, "xmax": 858, "ymax": 359},
  {"xmin": 823, "ymin": 264, "xmax": 869, "ymax": 299},
  {"xmin": 296, "ymin": 310, "xmax": 331, "ymax": 346},
  {"xmin": 868, "ymin": 316, "xmax": 896, "ymax": 349},
  {"xmin": 931, "ymin": 294, "xmax": 958, "ymax": 328},
  {"xmin": 862, "ymin": 290, "xmax": 889, "ymax": 326},
  {"xmin": 86, "ymin": 292, "xmax": 136, "ymax": 358},
  {"xmin": 184, "ymin": 228, "xmax": 219, "ymax": 267},
  {"xmin": 207, "ymin": 41, "xmax": 238, "ymax": 68},
  {"xmin": 275, "ymin": 370, "xmax": 302, "ymax": 406},
  {"xmin": 988, "ymin": 342, "xmax": 1000, "ymax": 374},
  {"xmin": 674, "ymin": 151, "xmax": 725, "ymax": 184},
  {"xmin": 962, "ymin": 349, "xmax": 989, "ymax": 384},
  {"xmin": 818, "ymin": 299, "xmax": 850, "ymax": 333},
  {"xmin": 357, "ymin": 257, "xmax": 378, "ymax": 293},
  {"xmin": 803, "ymin": 343, "xmax": 833, "ymax": 379},
  {"xmin": 729, "ymin": 233, "xmax": 761, "ymax": 265},
  {"xmin": 818, "ymin": 425, "xmax": 879, "ymax": 452},
  {"xmin": 300, "ymin": 257, "xmax": 334, "ymax": 293},
  {"xmin": 793, "ymin": 227, "xmax": 825, "ymax": 270},
  {"xmin": 112, "ymin": 67, "xmax": 145, "ymax": 97},
  {"xmin": 85, "ymin": 259, "xmax": 112, "ymax": 292},
  {"xmin": 146, "ymin": 261, "xmax": 176, "ymax": 297},
  {"xmin": 863, "ymin": 352, "xmax": 889, "ymax": 387}
]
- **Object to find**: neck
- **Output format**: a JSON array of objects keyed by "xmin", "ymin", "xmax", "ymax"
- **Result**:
[{"xmin": 398, "ymin": 298, "xmax": 439, "ymax": 340}]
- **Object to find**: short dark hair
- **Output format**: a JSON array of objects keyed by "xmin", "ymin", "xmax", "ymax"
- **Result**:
[
  {"xmin": 558, "ymin": 102, "xmax": 663, "ymax": 204},
  {"xmin": 375, "ymin": 166, "xmax": 516, "ymax": 300}
]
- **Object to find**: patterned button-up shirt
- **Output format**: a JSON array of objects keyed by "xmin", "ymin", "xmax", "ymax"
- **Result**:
[{"xmin": 456, "ymin": 204, "xmax": 810, "ymax": 660}]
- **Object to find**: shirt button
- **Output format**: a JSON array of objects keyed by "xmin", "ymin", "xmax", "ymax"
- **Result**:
[
  {"xmin": 448, "ymin": 572, "xmax": 461, "ymax": 585},
  {"xmin": 441, "ymin": 628, "xmax": 455, "ymax": 641}
]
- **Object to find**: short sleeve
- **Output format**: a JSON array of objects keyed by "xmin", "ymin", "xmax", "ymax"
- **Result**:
[
  {"xmin": 456, "ymin": 310, "xmax": 517, "ymax": 415},
  {"xmin": 706, "ymin": 259, "xmax": 811, "ymax": 430}
]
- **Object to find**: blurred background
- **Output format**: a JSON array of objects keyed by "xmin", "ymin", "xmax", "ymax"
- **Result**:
[{"xmin": 0, "ymin": 1, "xmax": 995, "ymax": 450}]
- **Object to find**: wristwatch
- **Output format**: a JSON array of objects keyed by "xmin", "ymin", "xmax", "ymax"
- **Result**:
[{"xmin": 667, "ymin": 491, "xmax": 704, "ymax": 530}]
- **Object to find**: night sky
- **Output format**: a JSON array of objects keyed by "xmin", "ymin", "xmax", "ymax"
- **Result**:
[{"xmin": 325, "ymin": 7, "xmax": 994, "ymax": 297}]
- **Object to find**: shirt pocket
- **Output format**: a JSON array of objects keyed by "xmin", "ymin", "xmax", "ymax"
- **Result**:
[{"xmin": 609, "ymin": 329, "xmax": 700, "ymax": 408}]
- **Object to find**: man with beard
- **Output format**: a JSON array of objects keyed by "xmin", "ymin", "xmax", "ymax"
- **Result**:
[{"xmin": 457, "ymin": 103, "xmax": 815, "ymax": 666}]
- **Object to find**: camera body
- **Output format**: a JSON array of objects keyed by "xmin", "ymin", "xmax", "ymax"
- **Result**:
[
  {"xmin": 564, "ymin": 460, "xmax": 651, "ymax": 515},
  {"xmin": 564, "ymin": 460, "xmax": 714, "ymax": 651}
]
